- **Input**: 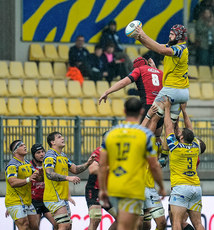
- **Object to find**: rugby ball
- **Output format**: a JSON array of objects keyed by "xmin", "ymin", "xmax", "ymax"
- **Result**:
[{"xmin": 125, "ymin": 20, "xmax": 142, "ymax": 38}]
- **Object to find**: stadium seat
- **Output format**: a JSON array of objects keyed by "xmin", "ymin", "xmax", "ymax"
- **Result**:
[
  {"xmin": 0, "ymin": 79, "xmax": 8, "ymax": 97},
  {"xmin": 53, "ymin": 62, "xmax": 67, "ymax": 78},
  {"xmin": 9, "ymin": 61, "xmax": 25, "ymax": 79},
  {"xmin": 124, "ymin": 82, "xmax": 137, "ymax": 94},
  {"xmin": 52, "ymin": 98, "xmax": 69, "ymax": 116},
  {"xmin": 201, "ymin": 82, "xmax": 214, "ymax": 100},
  {"xmin": 188, "ymin": 65, "xmax": 198, "ymax": 78},
  {"xmin": 109, "ymin": 81, "xmax": 126, "ymax": 98},
  {"xmin": 97, "ymin": 100, "xmax": 112, "ymax": 116},
  {"xmin": 38, "ymin": 98, "xmax": 54, "ymax": 116},
  {"xmin": 0, "ymin": 61, "xmax": 10, "ymax": 78},
  {"xmin": 38, "ymin": 80, "xmax": 53, "ymax": 97},
  {"xmin": 125, "ymin": 46, "xmax": 139, "ymax": 61},
  {"xmin": 58, "ymin": 45, "xmax": 69, "ymax": 62},
  {"xmin": 29, "ymin": 44, "xmax": 49, "ymax": 61},
  {"xmin": 85, "ymin": 44, "xmax": 95, "ymax": 53},
  {"xmin": 38, "ymin": 62, "xmax": 54, "ymax": 79},
  {"xmin": 189, "ymin": 82, "xmax": 201, "ymax": 99},
  {"xmin": 67, "ymin": 99, "xmax": 84, "ymax": 116},
  {"xmin": 7, "ymin": 98, "xmax": 24, "ymax": 116},
  {"xmin": 22, "ymin": 98, "xmax": 39, "ymax": 116},
  {"xmin": 24, "ymin": 62, "xmax": 40, "ymax": 79},
  {"xmin": 82, "ymin": 99, "xmax": 98, "ymax": 116},
  {"xmin": 43, "ymin": 44, "xmax": 59, "ymax": 62},
  {"xmin": 82, "ymin": 80, "xmax": 97, "ymax": 97},
  {"xmin": 22, "ymin": 119, "xmax": 36, "ymax": 134},
  {"xmin": 198, "ymin": 66, "xmax": 212, "ymax": 81},
  {"xmin": 139, "ymin": 47, "xmax": 149, "ymax": 56},
  {"xmin": 111, "ymin": 99, "xmax": 125, "ymax": 117},
  {"xmin": 8, "ymin": 79, "xmax": 24, "ymax": 97},
  {"xmin": 23, "ymin": 79, "xmax": 38, "ymax": 97},
  {"xmin": 96, "ymin": 81, "xmax": 109, "ymax": 97},
  {"xmin": 67, "ymin": 80, "xmax": 83, "ymax": 98},
  {"xmin": 52, "ymin": 80, "xmax": 68, "ymax": 97},
  {"xmin": 0, "ymin": 98, "xmax": 9, "ymax": 115}
]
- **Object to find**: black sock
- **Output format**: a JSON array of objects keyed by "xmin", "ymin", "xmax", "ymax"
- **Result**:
[{"xmin": 183, "ymin": 224, "xmax": 195, "ymax": 230}]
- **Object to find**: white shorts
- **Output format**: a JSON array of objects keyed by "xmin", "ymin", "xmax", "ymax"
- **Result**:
[
  {"xmin": 144, "ymin": 187, "xmax": 163, "ymax": 209},
  {"xmin": 155, "ymin": 87, "xmax": 189, "ymax": 115},
  {"xmin": 7, "ymin": 204, "xmax": 36, "ymax": 221},
  {"xmin": 169, "ymin": 185, "xmax": 202, "ymax": 212},
  {"xmin": 109, "ymin": 197, "xmax": 144, "ymax": 215},
  {"xmin": 44, "ymin": 200, "xmax": 71, "ymax": 215}
]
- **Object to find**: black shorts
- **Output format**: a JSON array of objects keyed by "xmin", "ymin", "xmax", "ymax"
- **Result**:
[
  {"xmin": 32, "ymin": 199, "xmax": 50, "ymax": 215},
  {"xmin": 140, "ymin": 104, "xmax": 164, "ymax": 129},
  {"xmin": 85, "ymin": 186, "xmax": 113, "ymax": 212}
]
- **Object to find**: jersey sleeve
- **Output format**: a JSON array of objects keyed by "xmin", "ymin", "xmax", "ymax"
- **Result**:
[
  {"xmin": 145, "ymin": 130, "xmax": 157, "ymax": 158},
  {"xmin": 6, "ymin": 164, "xmax": 18, "ymax": 179},
  {"xmin": 43, "ymin": 155, "xmax": 56, "ymax": 169},
  {"xmin": 68, "ymin": 159, "xmax": 73, "ymax": 168},
  {"xmin": 166, "ymin": 133, "xmax": 179, "ymax": 152},
  {"xmin": 128, "ymin": 68, "xmax": 141, "ymax": 82},
  {"xmin": 171, "ymin": 44, "xmax": 187, "ymax": 58}
]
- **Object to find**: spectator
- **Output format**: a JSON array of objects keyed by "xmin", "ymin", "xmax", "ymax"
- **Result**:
[
  {"xmin": 99, "ymin": 20, "xmax": 133, "ymax": 76},
  {"xmin": 101, "ymin": 43, "xmax": 126, "ymax": 83},
  {"xmin": 88, "ymin": 44, "xmax": 108, "ymax": 82},
  {"xmin": 195, "ymin": 7, "xmax": 214, "ymax": 66},
  {"xmin": 193, "ymin": 0, "xmax": 214, "ymax": 20},
  {"xmin": 69, "ymin": 35, "xmax": 92, "ymax": 78}
]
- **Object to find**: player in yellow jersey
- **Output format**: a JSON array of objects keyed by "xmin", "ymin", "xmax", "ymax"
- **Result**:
[
  {"xmin": 163, "ymin": 98, "xmax": 205, "ymax": 230},
  {"xmin": 5, "ymin": 140, "xmax": 39, "ymax": 230},
  {"xmin": 98, "ymin": 97, "xmax": 166, "ymax": 230},
  {"xmin": 135, "ymin": 24, "xmax": 189, "ymax": 134},
  {"xmin": 43, "ymin": 131, "xmax": 95, "ymax": 230}
]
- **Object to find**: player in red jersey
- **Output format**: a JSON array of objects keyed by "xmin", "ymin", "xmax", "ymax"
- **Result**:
[
  {"xmin": 30, "ymin": 144, "xmax": 58, "ymax": 230},
  {"xmin": 85, "ymin": 132, "xmax": 117, "ymax": 230}
]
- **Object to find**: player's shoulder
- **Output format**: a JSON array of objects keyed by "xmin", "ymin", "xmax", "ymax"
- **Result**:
[{"xmin": 5, "ymin": 157, "xmax": 20, "ymax": 170}]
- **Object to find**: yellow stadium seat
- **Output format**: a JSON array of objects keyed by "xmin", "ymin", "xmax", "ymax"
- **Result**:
[
  {"xmin": 53, "ymin": 62, "xmax": 67, "ymax": 78},
  {"xmin": 52, "ymin": 80, "xmax": 68, "ymax": 97},
  {"xmin": 139, "ymin": 47, "xmax": 149, "ymax": 56},
  {"xmin": 38, "ymin": 98, "xmax": 54, "ymax": 116},
  {"xmin": 23, "ymin": 98, "xmax": 39, "ymax": 116},
  {"xmin": 0, "ymin": 79, "xmax": 8, "ymax": 97},
  {"xmin": 109, "ymin": 81, "xmax": 126, "ymax": 98},
  {"xmin": 200, "ymin": 82, "xmax": 214, "ymax": 100},
  {"xmin": 9, "ymin": 61, "xmax": 25, "ymax": 79},
  {"xmin": 82, "ymin": 99, "xmax": 98, "ymax": 116},
  {"xmin": 38, "ymin": 80, "xmax": 53, "ymax": 97},
  {"xmin": 96, "ymin": 81, "xmax": 109, "ymax": 97},
  {"xmin": 85, "ymin": 44, "xmax": 95, "ymax": 53},
  {"xmin": 0, "ymin": 61, "xmax": 10, "ymax": 78},
  {"xmin": 58, "ymin": 45, "xmax": 69, "ymax": 62},
  {"xmin": 125, "ymin": 46, "xmax": 139, "ymax": 61},
  {"xmin": 82, "ymin": 80, "xmax": 97, "ymax": 97},
  {"xmin": 23, "ymin": 79, "xmax": 38, "ymax": 97},
  {"xmin": 111, "ymin": 99, "xmax": 125, "ymax": 117},
  {"xmin": 67, "ymin": 80, "xmax": 83, "ymax": 98},
  {"xmin": 38, "ymin": 62, "xmax": 54, "ymax": 79},
  {"xmin": 97, "ymin": 100, "xmax": 112, "ymax": 116},
  {"xmin": 29, "ymin": 44, "xmax": 49, "ymax": 61},
  {"xmin": 67, "ymin": 99, "xmax": 84, "ymax": 116},
  {"xmin": 0, "ymin": 98, "xmax": 9, "ymax": 115},
  {"xmin": 212, "ymin": 66, "xmax": 214, "ymax": 79},
  {"xmin": 8, "ymin": 79, "xmax": 24, "ymax": 97},
  {"xmin": 7, "ymin": 98, "xmax": 24, "ymax": 116},
  {"xmin": 44, "ymin": 44, "xmax": 59, "ymax": 62},
  {"xmin": 124, "ymin": 82, "xmax": 137, "ymax": 94},
  {"xmin": 198, "ymin": 66, "xmax": 212, "ymax": 81},
  {"xmin": 24, "ymin": 62, "xmax": 40, "ymax": 79},
  {"xmin": 189, "ymin": 82, "xmax": 201, "ymax": 99},
  {"xmin": 22, "ymin": 119, "xmax": 36, "ymax": 134},
  {"xmin": 188, "ymin": 65, "xmax": 198, "ymax": 78},
  {"xmin": 52, "ymin": 98, "xmax": 69, "ymax": 116}
]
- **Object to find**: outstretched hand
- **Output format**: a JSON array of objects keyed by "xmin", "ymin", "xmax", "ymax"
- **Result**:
[{"xmin": 134, "ymin": 26, "xmax": 145, "ymax": 40}]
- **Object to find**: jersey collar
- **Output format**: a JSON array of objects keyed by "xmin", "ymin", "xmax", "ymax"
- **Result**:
[{"xmin": 13, "ymin": 156, "xmax": 25, "ymax": 164}]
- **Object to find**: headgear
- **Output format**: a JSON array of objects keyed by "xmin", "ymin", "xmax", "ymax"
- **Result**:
[
  {"xmin": 170, "ymin": 24, "xmax": 187, "ymax": 41},
  {"xmin": 31, "ymin": 143, "xmax": 45, "ymax": 159},
  {"xmin": 133, "ymin": 57, "xmax": 148, "ymax": 68}
]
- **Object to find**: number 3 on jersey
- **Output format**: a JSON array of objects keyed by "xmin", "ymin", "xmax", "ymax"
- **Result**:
[
  {"xmin": 152, "ymin": 74, "xmax": 160, "ymax": 86},
  {"xmin": 116, "ymin": 142, "xmax": 130, "ymax": 161}
]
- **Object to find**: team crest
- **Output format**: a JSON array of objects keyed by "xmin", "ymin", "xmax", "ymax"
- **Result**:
[{"xmin": 113, "ymin": 166, "xmax": 127, "ymax": 177}]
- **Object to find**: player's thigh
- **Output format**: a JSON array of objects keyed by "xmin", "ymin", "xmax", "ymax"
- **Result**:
[
  {"xmin": 188, "ymin": 210, "xmax": 203, "ymax": 229},
  {"xmin": 117, "ymin": 209, "xmax": 139, "ymax": 230},
  {"xmin": 44, "ymin": 212, "xmax": 58, "ymax": 229},
  {"xmin": 54, "ymin": 206, "xmax": 71, "ymax": 229},
  {"xmin": 15, "ymin": 216, "xmax": 30, "ymax": 230},
  {"xmin": 170, "ymin": 205, "xmax": 187, "ymax": 223},
  {"xmin": 28, "ymin": 214, "xmax": 40, "ymax": 230}
]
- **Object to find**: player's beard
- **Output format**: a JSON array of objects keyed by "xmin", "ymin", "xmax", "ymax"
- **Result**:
[{"xmin": 168, "ymin": 38, "xmax": 178, "ymax": 46}]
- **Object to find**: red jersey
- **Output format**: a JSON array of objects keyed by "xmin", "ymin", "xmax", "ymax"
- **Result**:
[
  {"xmin": 30, "ymin": 160, "xmax": 44, "ymax": 201},
  {"xmin": 128, "ymin": 65, "xmax": 163, "ymax": 105},
  {"xmin": 86, "ymin": 147, "xmax": 101, "ymax": 190}
]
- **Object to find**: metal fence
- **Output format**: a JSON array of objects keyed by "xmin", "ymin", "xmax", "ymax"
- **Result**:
[{"xmin": 0, "ymin": 116, "xmax": 214, "ymax": 172}]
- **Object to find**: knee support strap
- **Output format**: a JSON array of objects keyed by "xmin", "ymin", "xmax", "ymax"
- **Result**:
[
  {"xmin": 170, "ymin": 113, "xmax": 179, "ymax": 123},
  {"xmin": 144, "ymin": 212, "xmax": 152, "ymax": 221},
  {"xmin": 54, "ymin": 213, "xmax": 71, "ymax": 224},
  {"xmin": 153, "ymin": 102, "xmax": 164, "ymax": 118},
  {"xmin": 150, "ymin": 207, "xmax": 165, "ymax": 219},
  {"xmin": 89, "ymin": 207, "xmax": 102, "ymax": 219}
]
